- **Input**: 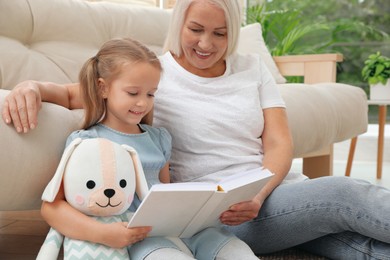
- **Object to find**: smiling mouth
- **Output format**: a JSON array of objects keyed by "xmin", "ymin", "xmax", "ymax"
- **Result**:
[
  {"xmin": 195, "ymin": 50, "xmax": 211, "ymax": 57},
  {"xmin": 129, "ymin": 110, "xmax": 144, "ymax": 115}
]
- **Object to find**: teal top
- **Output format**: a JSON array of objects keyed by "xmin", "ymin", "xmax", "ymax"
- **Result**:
[{"xmin": 66, "ymin": 123, "xmax": 172, "ymax": 211}]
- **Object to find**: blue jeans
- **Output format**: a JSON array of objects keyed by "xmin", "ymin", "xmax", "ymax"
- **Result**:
[{"xmin": 224, "ymin": 176, "xmax": 390, "ymax": 260}]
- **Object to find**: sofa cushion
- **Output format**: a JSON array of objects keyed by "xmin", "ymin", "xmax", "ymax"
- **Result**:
[
  {"xmin": 238, "ymin": 23, "xmax": 286, "ymax": 84},
  {"xmin": 0, "ymin": 0, "xmax": 285, "ymax": 90},
  {"xmin": 0, "ymin": 0, "xmax": 171, "ymax": 89},
  {"xmin": 0, "ymin": 89, "xmax": 84, "ymax": 210},
  {"xmin": 279, "ymin": 83, "xmax": 367, "ymax": 157}
]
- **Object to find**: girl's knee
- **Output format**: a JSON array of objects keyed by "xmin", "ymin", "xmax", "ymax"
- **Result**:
[
  {"xmin": 216, "ymin": 238, "xmax": 258, "ymax": 260},
  {"xmin": 145, "ymin": 248, "xmax": 195, "ymax": 260}
]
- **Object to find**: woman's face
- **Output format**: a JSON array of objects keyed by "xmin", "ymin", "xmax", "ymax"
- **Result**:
[{"xmin": 177, "ymin": 0, "xmax": 228, "ymax": 77}]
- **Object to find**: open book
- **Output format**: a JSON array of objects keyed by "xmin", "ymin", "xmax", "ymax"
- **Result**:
[{"xmin": 127, "ymin": 167, "xmax": 273, "ymax": 238}]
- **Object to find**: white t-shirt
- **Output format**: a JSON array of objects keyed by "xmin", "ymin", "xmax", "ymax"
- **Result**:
[{"xmin": 154, "ymin": 52, "xmax": 306, "ymax": 184}]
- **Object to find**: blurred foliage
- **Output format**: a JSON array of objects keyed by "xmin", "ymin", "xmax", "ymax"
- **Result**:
[{"xmin": 246, "ymin": 0, "xmax": 390, "ymax": 90}]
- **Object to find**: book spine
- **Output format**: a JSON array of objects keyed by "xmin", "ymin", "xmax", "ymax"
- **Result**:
[{"xmin": 180, "ymin": 191, "xmax": 225, "ymax": 238}]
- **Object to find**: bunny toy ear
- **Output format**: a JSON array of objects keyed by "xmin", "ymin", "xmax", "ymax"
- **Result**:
[
  {"xmin": 121, "ymin": 145, "xmax": 149, "ymax": 200},
  {"xmin": 41, "ymin": 138, "xmax": 83, "ymax": 202}
]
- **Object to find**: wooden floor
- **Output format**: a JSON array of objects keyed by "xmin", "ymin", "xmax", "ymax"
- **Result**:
[{"xmin": 0, "ymin": 210, "xmax": 49, "ymax": 259}]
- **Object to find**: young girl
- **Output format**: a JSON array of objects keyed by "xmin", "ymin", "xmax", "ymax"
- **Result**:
[{"xmin": 41, "ymin": 38, "xmax": 259, "ymax": 260}]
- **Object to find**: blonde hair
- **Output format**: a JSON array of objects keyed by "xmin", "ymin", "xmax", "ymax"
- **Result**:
[
  {"xmin": 163, "ymin": 0, "xmax": 241, "ymax": 58},
  {"xmin": 79, "ymin": 38, "xmax": 161, "ymax": 129}
]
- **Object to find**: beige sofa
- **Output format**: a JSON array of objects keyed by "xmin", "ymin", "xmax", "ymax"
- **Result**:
[{"xmin": 0, "ymin": 0, "xmax": 367, "ymax": 211}]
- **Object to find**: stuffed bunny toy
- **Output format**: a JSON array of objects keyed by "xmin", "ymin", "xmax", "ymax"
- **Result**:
[{"xmin": 36, "ymin": 137, "xmax": 149, "ymax": 260}]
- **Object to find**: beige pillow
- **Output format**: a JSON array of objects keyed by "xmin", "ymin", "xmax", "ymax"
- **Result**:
[{"xmin": 238, "ymin": 23, "xmax": 286, "ymax": 84}]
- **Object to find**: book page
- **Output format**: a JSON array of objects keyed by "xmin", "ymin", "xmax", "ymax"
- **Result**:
[
  {"xmin": 217, "ymin": 167, "xmax": 272, "ymax": 191},
  {"xmin": 180, "ymin": 168, "xmax": 273, "ymax": 237},
  {"xmin": 127, "ymin": 184, "xmax": 215, "ymax": 237}
]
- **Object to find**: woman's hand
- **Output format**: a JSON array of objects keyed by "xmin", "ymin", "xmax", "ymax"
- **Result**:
[
  {"xmin": 99, "ymin": 222, "xmax": 152, "ymax": 248},
  {"xmin": 219, "ymin": 198, "xmax": 263, "ymax": 226},
  {"xmin": 2, "ymin": 80, "xmax": 42, "ymax": 133}
]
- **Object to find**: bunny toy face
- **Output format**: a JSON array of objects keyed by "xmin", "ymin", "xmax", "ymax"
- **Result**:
[
  {"xmin": 42, "ymin": 137, "xmax": 149, "ymax": 217},
  {"xmin": 63, "ymin": 138, "xmax": 135, "ymax": 216}
]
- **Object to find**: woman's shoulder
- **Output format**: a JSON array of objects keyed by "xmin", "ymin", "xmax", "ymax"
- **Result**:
[{"xmin": 227, "ymin": 52, "xmax": 268, "ymax": 78}]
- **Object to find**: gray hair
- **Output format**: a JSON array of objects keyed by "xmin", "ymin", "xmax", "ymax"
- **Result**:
[{"xmin": 163, "ymin": 0, "xmax": 242, "ymax": 59}]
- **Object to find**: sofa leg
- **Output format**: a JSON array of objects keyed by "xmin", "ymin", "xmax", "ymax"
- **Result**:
[{"xmin": 302, "ymin": 149, "xmax": 334, "ymax": 178}]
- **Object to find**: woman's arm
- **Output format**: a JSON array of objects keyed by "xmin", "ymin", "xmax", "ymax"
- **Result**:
[
  {"xmin": 159, "ymin": 162, "xmax": 171, "ymax": 183},
  {"xmin": 41, "ymin": 184, "xmax": 151, "ymax": 248},
  {"xmin": 254, "ymin": 107, "xmax": 293, "ymax": 202},
  {"xmin": 2, "ymin": 80, "xmax": 82, "ymax": 133},
  {"xmin": 220, "ymin": 107, "xmax": 293, "ymax": 225}
]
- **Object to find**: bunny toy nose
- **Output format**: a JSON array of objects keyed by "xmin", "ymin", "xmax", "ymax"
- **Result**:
[{"xmin": 104, "ymin": 189, "xmax": 115, "ymax": 198}]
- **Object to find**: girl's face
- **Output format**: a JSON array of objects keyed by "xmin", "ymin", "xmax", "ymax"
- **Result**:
[
  {"xmin": 101, "ymin": 62, "xmax": 160, "ymax": 134},
  {"xmin": 177, "ymin": 0, "xmax": 228, "ymax": 77}
]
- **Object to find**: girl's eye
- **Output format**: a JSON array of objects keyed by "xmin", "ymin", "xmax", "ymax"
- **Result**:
[
  {"xmin": 128, "ymin": 92, "xmax": 137, "ymax": 96},
  {"xmin": 148, "ymin": 93, "xmax": 155, "ymax": 97}
]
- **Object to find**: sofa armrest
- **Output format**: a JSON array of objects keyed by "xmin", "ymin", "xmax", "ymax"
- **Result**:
[
  {"xmin": 0, "ymin": 89, "xmax": 84, "ymax": 210},
  {"xmin": 273, "ymin": 53, "xmax": 343, "ymax": 83},
  {"xmin": 273, "ymin": 53, "xmax": 365, "ymax": 179}
]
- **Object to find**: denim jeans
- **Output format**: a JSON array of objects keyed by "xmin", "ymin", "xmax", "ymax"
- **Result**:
[{"xmin": 224, "ymin": 176, "xmax": 390, "ymax": 260}]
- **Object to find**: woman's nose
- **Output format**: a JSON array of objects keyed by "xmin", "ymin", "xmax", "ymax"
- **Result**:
[{"xmin": 198, "ymin": 34, "xmax": 212, "ymax": 50}]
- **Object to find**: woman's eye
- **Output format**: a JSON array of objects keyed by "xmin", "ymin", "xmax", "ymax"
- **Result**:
[
  {"xmin": 148, "ymin": 93, "xmax": 155, "ymax": 97},
  {"xmin": 128, "ymin": 92, "xmax": 137, "ymax": 96},
  {"xmin": 190, "ymin": 28, "xmax": 202, "ymax": 33},
  {"xmin": 214, "ymin": 32, "xmax": 226, "ymax": 37}
]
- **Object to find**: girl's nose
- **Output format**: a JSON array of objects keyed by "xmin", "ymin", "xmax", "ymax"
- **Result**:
[{"xmin": 136, "ymin": 97, "xmax": 147, "ymax": 107}]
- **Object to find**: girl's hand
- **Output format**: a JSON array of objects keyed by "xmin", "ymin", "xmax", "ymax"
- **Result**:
[
  {"xmin": 219, "ymin": 199, "xmax": 262, "ymax": 226},
  {"xmin": 2, "ymin": 81, "xmax": 42, "ymax": 133},
  {"xmin": 98, "ymin": 222, "xmax": 152, "ymax": 248}
]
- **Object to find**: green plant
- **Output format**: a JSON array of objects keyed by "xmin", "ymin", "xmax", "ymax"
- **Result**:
[
  {"xmin": 246, "ymin": 5, "xmax": 331, "ymax": 56},
  {"xmin": 361, "ymin": 52, "xmax": 390, "ymax": 85}
]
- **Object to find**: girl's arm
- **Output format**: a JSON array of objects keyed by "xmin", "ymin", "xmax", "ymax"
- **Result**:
[
  {"xmin": 41, "ymin": 184, "xmax": 151, "ymax": 248},
  {"xmin": 220, "ymin": 107, "xmax": 293, "ymax": 225},
  {"xmin": 2, "ymin": 80, "xmax": 83, "ymax": 133},
  {"xmin": 159, "ymin": 162, "xmax": 171, "ymax": 183}
]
